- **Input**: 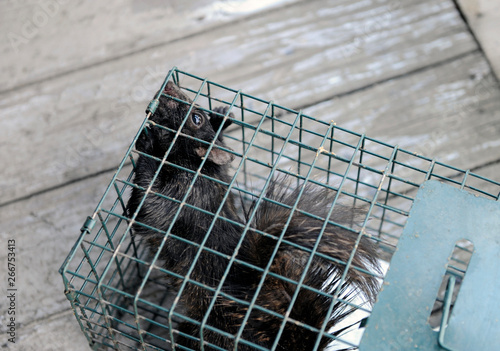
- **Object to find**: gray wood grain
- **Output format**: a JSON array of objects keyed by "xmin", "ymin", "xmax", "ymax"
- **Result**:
[
  {"xmin": 1, "ymin": 0, "xmax": 300, "ymax": 92},
  {"xmin": 0, "ymin": 168, "xmax": 125, "ymax": 332},
  {"xmin": 7, "ymin": 312, "xmax": 90, "ymax": 351},
  {"xmin": 302, "ymin": 52, "xmax": 500, "ymax": 171},
  {"xmin": 0, "ymin": 0, "xmax": 479, "ymax": 205}
]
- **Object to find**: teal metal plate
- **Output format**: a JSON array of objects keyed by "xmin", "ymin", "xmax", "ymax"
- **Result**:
[{"xmin": 359, "ymin": 180, "xmax": 500, "ymax": 350}]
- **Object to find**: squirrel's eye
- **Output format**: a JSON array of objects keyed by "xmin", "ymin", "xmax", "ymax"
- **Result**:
[{"xmin": 191, "ymin": 113, "xmax": 203, "ymax": 126}]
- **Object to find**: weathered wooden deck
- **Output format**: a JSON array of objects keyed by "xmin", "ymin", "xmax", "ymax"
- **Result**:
[{"xmin": 1, "ymin": 0, "xmax": 499, "ymax": 350}]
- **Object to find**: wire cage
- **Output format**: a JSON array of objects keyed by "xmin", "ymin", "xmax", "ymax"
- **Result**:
[{"xmin": 60, "ymin": 67, "xmax": 500, "ymax": 351}]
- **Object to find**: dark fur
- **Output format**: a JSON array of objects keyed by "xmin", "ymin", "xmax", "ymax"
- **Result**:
[{"xmin": 126, "ymin": 82, "xmax": 380, "ymax": 350}]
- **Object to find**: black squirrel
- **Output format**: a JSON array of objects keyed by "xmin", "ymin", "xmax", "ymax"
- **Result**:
[{"xmin": 126, "ymin": 81, "xmax": 380, "ymax": 350}]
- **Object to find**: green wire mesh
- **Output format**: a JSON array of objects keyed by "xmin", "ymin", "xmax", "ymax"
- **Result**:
[{"xmin": 60, "ymin": 67, "xmax": 500, "ymax": 351}]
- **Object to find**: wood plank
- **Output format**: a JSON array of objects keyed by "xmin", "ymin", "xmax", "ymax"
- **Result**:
[
  {"xmin": 0, "ymin": 0, "xmax": 300, "ymax": 92},
  {"xmin": 0, "ymin": 0, "xmax": 478, "ymax": 204},
  {"xmin": 8, "ymin": 312, "xmax": 90, "ymax": 351},
  {"xmin": 196, "ymin": 0, "xmax": 478, "ymax": 107},
  {"xmin": 0, "ymin": 169, "xmax": 116, "ymax": 328},
  {"xmin": 302, "ymin": 52, "xmax": 500, "ymax": 173},
  {"xmin": 458, "ymin": 0, "xmax": 500, "ymax": 79}
]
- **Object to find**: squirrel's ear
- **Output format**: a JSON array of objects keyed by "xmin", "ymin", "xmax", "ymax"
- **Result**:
[
  {"xmin": 211, "ymin": 117, "xmax": 233, "ymax": 132},
  {"xmin": 210, "ymin": 107, "xmax": 234, "ymax": 132},
  {"xmin": 195, "ymin": 143, "xmax": 235, "ymax": 165}
]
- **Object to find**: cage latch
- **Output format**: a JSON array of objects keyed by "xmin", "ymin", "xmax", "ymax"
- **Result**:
[
  {"xmin": 145, "ymin": 98, "xmax": 159, "ymax": 115},
  {"xmin": 438, "ymin": 275, "xmax": 457, "ymax": 351},
  {"xmin": 80, "ymin": 216, "xmax": 96, "ymax": 234}
]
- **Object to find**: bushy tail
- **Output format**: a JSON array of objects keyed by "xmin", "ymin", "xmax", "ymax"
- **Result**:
[
  {"xmin": 176, "ymin": 177, "xmax": 381, "ymax": 350},
  {"xmin": 239, "ymin": 176, "xmax": 381, "ymax": 350}
]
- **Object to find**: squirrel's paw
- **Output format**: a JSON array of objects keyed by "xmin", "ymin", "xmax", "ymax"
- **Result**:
[{"xmin": 135, "ymin": 126, "xmax": 155, "ymax": 154}]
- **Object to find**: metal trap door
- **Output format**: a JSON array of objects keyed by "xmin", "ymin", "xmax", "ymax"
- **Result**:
[{"xmin": 360, "ymin": 180, "xmax": 500, "ymax": 351}]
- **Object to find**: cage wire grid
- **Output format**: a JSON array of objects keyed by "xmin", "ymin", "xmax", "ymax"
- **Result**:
[{"xmin": 60, "ymin": 67, "xmax": 500, "ymax": 351}]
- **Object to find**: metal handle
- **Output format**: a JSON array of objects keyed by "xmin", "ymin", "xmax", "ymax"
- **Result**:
[{"xmin": 438, "ymin": 275, "xmax": 457, "ymax": 351}]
